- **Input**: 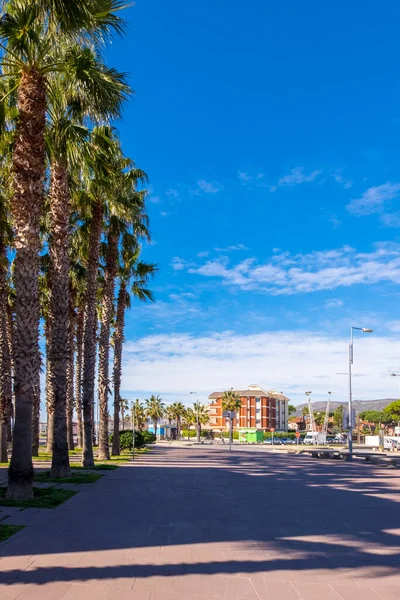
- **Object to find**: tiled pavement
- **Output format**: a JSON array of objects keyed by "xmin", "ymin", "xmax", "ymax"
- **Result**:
[{"xmin": 1, "ymin": 445, "xmax": 400, "ymax": 599}]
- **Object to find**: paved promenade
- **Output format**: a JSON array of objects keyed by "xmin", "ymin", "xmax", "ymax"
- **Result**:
[{"xmin": 1, "ymin": 445, "xmax": 400, "ymax": 599}]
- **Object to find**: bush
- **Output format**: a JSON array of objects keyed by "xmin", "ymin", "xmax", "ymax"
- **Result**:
[
  {"xmin": 142, "ymin": 431, "xmax": 156, "ymax": 444},
  {"xmin": 109, "ymin": 430, "xmax": 145, "ymax": 451}
]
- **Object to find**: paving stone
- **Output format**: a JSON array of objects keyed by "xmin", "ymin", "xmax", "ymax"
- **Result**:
[
  {"xmin": 291, "ymin": 582, "xmax": 343, "ymax": 600},
  {"xmin": 62, "ymin": 582, "xmax": 111, "ymax": 599},
  {"xmin": 16, "ymin": 581, "xmax": 71, "ymax": 599},
  {"xmin": 333, "ymin": 586, "xmax": 382, "ymax": 600}
]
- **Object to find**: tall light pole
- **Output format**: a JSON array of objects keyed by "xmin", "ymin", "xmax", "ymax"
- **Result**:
[
  {"xmin": 189, "ymin": 392, "xmax": 199, "ymax": 442},
  {"xmin": 348, "ymin": 327, "xmax": 373, "ymax": 458}
]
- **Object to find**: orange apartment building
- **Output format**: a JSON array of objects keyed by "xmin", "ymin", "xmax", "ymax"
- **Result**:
[{"xmin": 208, "ymin": 384, "xmax": 290, "ymax": 432}]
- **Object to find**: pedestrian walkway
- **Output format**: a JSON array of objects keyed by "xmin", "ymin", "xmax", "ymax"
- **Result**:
[{"xmin": 1, "ymin": 445, "xmax": 400, "ymax": 599}]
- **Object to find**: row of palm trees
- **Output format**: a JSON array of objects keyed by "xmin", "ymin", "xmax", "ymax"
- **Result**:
[
  {"xmin": 126, "ymin": 391, "xmax": 243, "ymax": 445},
  {"xmin": 123, "ymin": 395, "xmax": 211, "ymax": 442},
  {"xmin": 0, "ymin": 1, "xmax": 156, "ymax": 499}
]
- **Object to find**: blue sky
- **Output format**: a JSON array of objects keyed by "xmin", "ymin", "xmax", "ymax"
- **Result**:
[{"xmin": 104, "ymin": 0, "xmax": 400, "ymax": 406}]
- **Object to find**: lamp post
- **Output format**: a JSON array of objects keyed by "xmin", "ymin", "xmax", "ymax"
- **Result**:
[
  {"xmin": 189, "ymin": 392, "xmax": 199, "ymax": 443},
  {"xmin": 348, "ymin": 327, "xmax": 373, "ymax": 458}
]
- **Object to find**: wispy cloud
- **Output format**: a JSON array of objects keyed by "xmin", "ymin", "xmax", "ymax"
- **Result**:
[
  {"xmin": 324, "ymin": 299, "xmax": 344, "ymax": 309},
  {"xmin": 347, "ymin": 182, "xmax": 400, "ymax": 216},
  {"xmin": 237, "ymin": 171, "xmax": 264, "ymax": 185},
  {"xmin": 121, "ymin": 330, "xmax": 398, "ymax": 403},
  {"xmin": 214, "ymin": 244, "xmax": 248, "ymax": 252},
  {"xmin": 380, "ymin": 211, "xmax": 400, "ymax": 228},
  {"xmin": 184, "ymin": 242, "xmax": 400, "ymax": 295},
  {"xmin": 166, "ymin": 188, "xmax": 180, "ymax": 201},
  {"xmin": 331, "ymin": 170, "xmax": 353, "ymax": 189},
  {"xmin": 193, "ymin": 179, "xmax": 223, "ymax": 194},
  {"xmin": 148, "ymin": 195, "xmax": 162, "ymax": 204},
  {"xmin": 197, "ymin": 251, "xmax": 209, "ymax": 258},
  {"xmin": 278, "ymin": 167, "xmax": 322, "ymax": 186},
  {"xmin": 170, "ymin": 257, "xmax": 193, "ymax": 271},
  {"xmin": 160, "ymin": 211, "xmax": 169, "ymax": 217}
]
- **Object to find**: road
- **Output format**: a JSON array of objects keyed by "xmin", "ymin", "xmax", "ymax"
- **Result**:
[{"xmin": 1, "ymin": 444, "xmax": 400, "ymax": 599}]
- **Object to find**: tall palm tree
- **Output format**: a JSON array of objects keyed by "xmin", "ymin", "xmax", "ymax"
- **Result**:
[
  {"xmin": 170, "ymin": 402, "xmax": 185, "ymax": 440},
  {"xmin": 221, "ymin": 390, "xmax": 242, "ymax": 445},
  {"xmin": 111, "ymin": 245, "xmax": 156, "ymax": 455},
  {"xmin": 120, "ymin": 398, "xmax": 129, "ymax": 430},
  {"xmin": 0, "ymin": 209, "xmax": 12, "ymax": 463},
  {"xmin": 192, "ymin": 401, "xmax": 210, "ymax": 443},
  {"xmin": 1, "ymin": 0, "xmax": 129, "ymax": 497},
  {"xmin": 131, "ymin": 399, "xmax": 146, "ymax": 431},
  {"xmin": 145, "ymin": 395, "xmax": 165, "ymax": 438},
  {"xmin": 183, "ymin": 407, "xmax": 196, "ymax": 441},
  {"xmin": 97, "ymin": 167, "xmax": 147, "ymax": 461}
]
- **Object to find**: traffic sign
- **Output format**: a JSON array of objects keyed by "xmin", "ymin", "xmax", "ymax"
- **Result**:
[
  {"xmin": 295, "ymin": 432, "xmax": 300, "ymax": 438},
  {"xmin": 270, "ymin": 428, "xmax": 275, "ymax": 432}
]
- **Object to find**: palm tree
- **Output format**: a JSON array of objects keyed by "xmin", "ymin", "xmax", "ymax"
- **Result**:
[
  {"xmin": 183, "ymin": 408, "xmax": 196, "ymax": 440},
  {"xmin": 120, "ymin": 398, "xmax": 129, "ymax": 430},
  {"xmin": 169, "ymin": 402, "xmax": 185, "ymax": 440},
  {"xmin": 97, "ymin": 167, "xmax": 147, "ymax": 461},
  {"xmin": 111, "ymin": 244, "xmax": 156, "ymax": 455},
  {"xmin": 145, "ymin": 395, "xmax": 165, "ymax": 438},
  {"xmin": 192, "ymin": 401, "xmax": 210, "ymax": 443},
  {"xmin": 1, "ymin": 0, "xmax": 129, "ymax": 497},
  {"xmin": 221, "ymin": 390, "xmax": 242, "ymax": 445},
  {"xmin": 131, "ymin": 399, "xmax": 146, "ymax": 431},
  {"xmin": 0, "ymin": 217, "xmax": 12, "ymax": 463}
]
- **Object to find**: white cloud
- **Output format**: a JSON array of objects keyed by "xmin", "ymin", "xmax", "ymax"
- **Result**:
[
  {"xmin": 166, "ymin": 188, "xmax": 180, "ymax": 200},
  {"xmin": 237, "ymin": 171, "xmax": 264, "ymax": 185},
  {"xmin": 214, "ymin": 244, "xmax": 248, "ymax": 252},
  {"xmin": 278, "ymin": 167, "xmax": 322, "ymax": 186},
  {"xmin": 160, "ymin": 211, "xmax": 169, "ymax": 217},
  {"xmin": 194, "ymin": 179, "xmax": 223, "ymax": 194},
  {"xmin": 347, "ymin": 182, "xmax": 400, "ymax": 216},
  {"xmin": 185, "ymin": 242, "xmax": 400, "ymax": 295},
  {"xmin": 148, "ymin": 195, "xmax": 162, "ymax": 204},
  {"xmin": 380, "ymin": 212, "xmax": 400, "ymax": 228},
  {"xmin": 197, "ymin": 251, "xmax": 209, "ymax": 258},
  {"xmin": 120, "ymin": 330, "xmax": 400, "ymax": 404},
  {"xmin": 170, "ymin": 257, "xmax": 192, "ymax": 271},
  {"xmin": 331, "ymin": 171, "xmax": 353, "ymax": 189},
  {"xmin": 324, "ymin": 299, "xmax": 344, "ymax": 309}
]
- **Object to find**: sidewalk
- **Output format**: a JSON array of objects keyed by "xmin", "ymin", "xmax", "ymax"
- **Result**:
[{"xmin": 1, "ymin": 445, "xmax": 400, "ymax": 599}]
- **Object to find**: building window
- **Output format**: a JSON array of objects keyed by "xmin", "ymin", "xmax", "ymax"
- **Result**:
[{"xmin": 256, "ymin": 397, "xmax": 260, "ymax": 403}]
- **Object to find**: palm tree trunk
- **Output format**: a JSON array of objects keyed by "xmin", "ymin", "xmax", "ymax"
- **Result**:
[
  {"xmin": 187, "ymin": 425, "xmax": 190, "ymax": 441},
  {"xmin": 75, "ymin": 303, "xmax": 84, "ymax": 448},
  {"xmin": 7, "ymin": 70, "xmax": 46, "ymax": 499},
  {"xmin": 230, "ymin": 420, "xmax": 233, "ymax": 446},
  {"xmin": 47, "ymin": 158, "xmax": 71, "ymax": 477},
  {"xmin": 5, "ymin": 303, "xmax": 14, "ymax": 444},
  {"xmin": 46, "ymin": 322, "xmax": 55, "ymax": 454},
  {"xmin": 81, "ymin": 201, "xmax": 103, "ymax": 467},
  {"xmin": 98, "ymin": 230, "xmax": 119, "ymax": 460},
  {"xmin": 66, "ymin": 284, "xmax": 76, "ymax": 451},
  {"xmin": 0, "ymin": 245, "xmax": 11, "ymax": 463},
  {"xmin": 154, "ymin": 418, "xmax": 158, "ymax": 437},
  {"xmin": 31, "ymin": 350, "xmax": 41, "ymax": 457},
  {"xmin": 112, "ymin": 282, "xmax": 126, "ymax": 455}
]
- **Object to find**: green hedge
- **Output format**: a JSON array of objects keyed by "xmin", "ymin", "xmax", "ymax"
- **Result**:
[{"xmin": 109, "ymin": 430, "xmax": 156, "ymax": 451}]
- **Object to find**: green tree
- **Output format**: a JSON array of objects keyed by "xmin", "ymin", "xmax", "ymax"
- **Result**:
[
  {"xmin": 314, "ymin": 411, "xmax": 325, "ymax": 427},
  {"xmin": 1, "ymin": 0, "xmax": 128, "ymax": 499},
  {"xmin": 221, "ymin": 390, "xmax": 242, "ymax": 445},
  {"xmin": 183, "ymin": 408, "xmax": 196, "ymax": 440},
  {"xmin": 120, "ymin": 398, "xmax": 129, "ymax": 429},
  {"xmin": 192, "ymin": 401, "xmax": 210, "ymax": 443},
  {"xmin": 145, "ymin": 395, "xmax": 165, "ymax": 437},
  {"xmin": 333, "ymin": 405, "xmax": 344, "ymax": 432},
  {"xmin": 131, "ymin": 399, "xmax": 146, "ymax": 431},
  {"xmin": 169, "ymin": 402, "xmax": 186, "ymax": 440},
  {"xmin": 288, "ymin": 404, "xmax": 297, "ymax": 416},
  {"xmin": 111, "ymin": 243, "xmax": 156, "ymax": 455},
  {"xmin": 383, "ymin": 400, "xmax": 400, "ymax": 425}
]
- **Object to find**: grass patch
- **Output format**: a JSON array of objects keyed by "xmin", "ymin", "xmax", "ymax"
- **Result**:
[
  {"xmin": 34, "ymin": 471, "xmax": 102, "ymax": 484},
  {"xmin": 71, "ymin": 463, "xmax": 119, "ymax": 471},
  {"xmin": 0, "ymin": 462, "xmax": 8, "ymax": 467},
  {"xmin": 0, "ymin": 487, "xmax": 77, "ymax": 509},
  {"xmin": 0, "ymin": 524, "xmax": 25, "ymax": 542}
]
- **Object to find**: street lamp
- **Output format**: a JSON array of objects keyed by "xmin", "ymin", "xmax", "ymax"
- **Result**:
[
  {"xmin": 348, "ymin": 327, "xmax": 373, "ymax": 458},
  {"xmin": 189, "ymin": 392, "xmax": 199, "ymax": 442}
]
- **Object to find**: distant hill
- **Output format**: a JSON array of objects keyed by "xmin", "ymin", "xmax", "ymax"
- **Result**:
[{"xmin": 294, "ymin": 398, "xmax": 397, "ymax": 416}]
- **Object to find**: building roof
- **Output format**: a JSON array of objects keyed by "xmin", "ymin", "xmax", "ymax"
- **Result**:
[{"xmin": 208, "ymin": 385, "xmax": 290, "ymax": 402}]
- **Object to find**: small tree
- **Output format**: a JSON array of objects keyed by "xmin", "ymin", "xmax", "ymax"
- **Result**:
[
  {"xmin": 170, "ymin": 401, "xmax": 185, "ymax": 440},
  {"xmin": 288, "ymin": 404, "xmax": 297, "ymax": 416},
  {"xmin": 145, "ymin": 394, "xmax": 165, "ymax": 437},
  {"xmin": 333, "ymin": 405, "xmax": 344, "ymax": 432},
  {"xmin": 183, "ymin": 408, "xmax": 196, "ymax": 440},
  {"xmin": 384, "ymin": 400, "xmax": 400, "ymax": 426},
  {"xmin": 221, "ymin": 390, "xmax": 242, "ymax": 445},
  {"xmin": 192, "ymin": 401, "xmax": 210, "ymax": 443},
  {"xmin": 314, "ymin": 411, "xmax": 325, "ymax": 428},
  {"xmin": 131, "ymin": 399, "xmax": 146, "ymax": 431},
  {"xmin": 120, "ymin": 398, "xmax": 129, "ymax": 430}
]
